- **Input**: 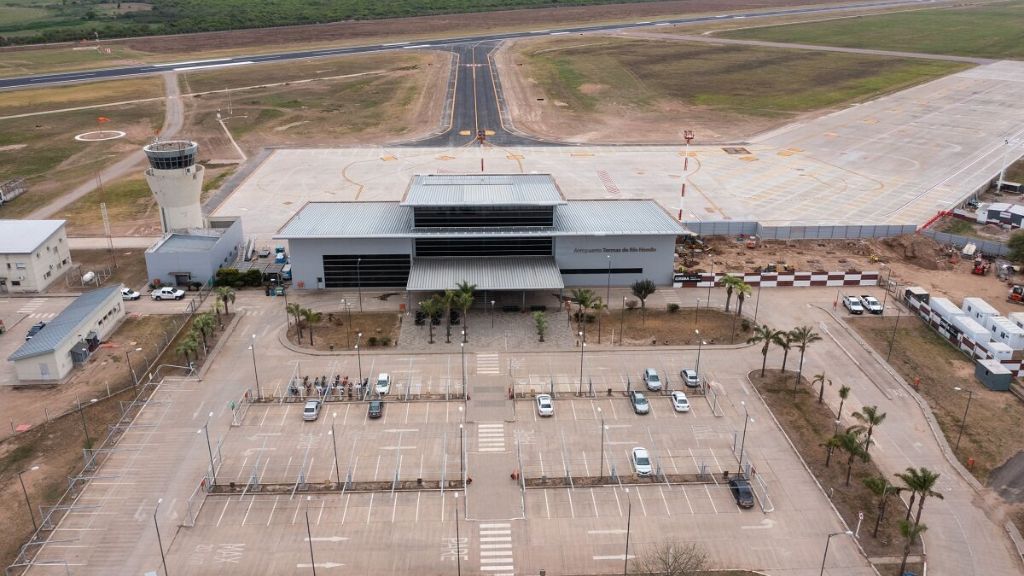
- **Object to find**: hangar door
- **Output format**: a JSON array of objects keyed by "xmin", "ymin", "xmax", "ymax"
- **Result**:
[{"xmin": 322, "ymin": 254, "xmax": 411, "ymax": 288}]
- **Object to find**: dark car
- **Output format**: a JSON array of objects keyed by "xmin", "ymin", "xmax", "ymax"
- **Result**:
[
  {"xmin": 368, "ymin": 400, "xmax": 384, "ymax": 419},
  {"xmin": 729, "ymin": 477, "xmax": 755, "ymax": 509},
  {"xmin": 25, "ymin": 321, "xmax": 46, "ymax": 341}
]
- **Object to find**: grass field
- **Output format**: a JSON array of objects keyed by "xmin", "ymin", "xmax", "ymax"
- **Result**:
[
  {"xmin": 720, "ymin": 1, "xmax": 1024, "ymax": 59},
  {"xmin": 513, "ymin": 36, "xmax": 966, "ymax": 139},
  {"xmin": 56, "ymin": 177, "xmax": 159, "ymax": 236},
  {"xmin": 0, "ymin": 78, "xmax": 164, "ymax": 218},
  {"xmin": 0, "ymin": 44, "xmax": 151, "ymax": 79},
  {"xmin": 0, "ymin": 76, "xmax": 163, "ymax": 116},
  {"xmin": 179, "ymin": 51, "xmax": 447, "ymax": 152}
]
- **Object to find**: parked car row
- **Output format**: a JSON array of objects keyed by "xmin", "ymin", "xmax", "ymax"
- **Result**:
[
  {"xmin": 842, "ymin": 294, "xmax": 884, "ymax": 315},
  {"xmin": 302, "ymin": 372, "xmax": 394, "ymax": 422},
  {"xmin": 640, "ymin": 367, "xmax": 701, "ymax": 392}
]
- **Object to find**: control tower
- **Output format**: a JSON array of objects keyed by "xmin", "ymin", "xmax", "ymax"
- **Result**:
[{"xmin": 144, "ymin": 140, "xmax": 205, "ymax": 233}]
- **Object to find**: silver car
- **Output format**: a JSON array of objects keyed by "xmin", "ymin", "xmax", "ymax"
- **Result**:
[
  {"xmin": 632, "ymin": 447, "xmax": 652, "ymax": 476},
  {"xmin": 302, "ymin": 400, "xmax": 321, "ymax": 421}
]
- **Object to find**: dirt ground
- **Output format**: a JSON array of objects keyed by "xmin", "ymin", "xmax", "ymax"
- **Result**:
[
  {"xmin": 693, "ymin": 234, "xmax": 1023, "ymax": 316},
  {"xmin": 0, "ymin": 314, "xmax": 179, "ymax": 442},
  {"xmin": 50, "ymin": 249, "xmax": 150, "ymax": 294},
  {"xmin": 287, "ymin": 311, "xmax": 401, "ymax": 351},
  {"xmin": 581, "ymin": 307, "xmax": 750, "ymax": 346},
  {"xmin": 749, "ymin": 370, "xmax": 917, "ymax": 560}
]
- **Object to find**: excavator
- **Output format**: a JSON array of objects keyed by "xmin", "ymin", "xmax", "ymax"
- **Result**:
[{"xmin": 971, "ymin": 257, "xmax": 990, "ymax": 275}]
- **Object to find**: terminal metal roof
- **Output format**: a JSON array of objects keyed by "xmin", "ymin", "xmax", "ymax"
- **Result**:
[
  {"xmin": 276, "ymin": 200, "xmax": 686, "ymax": 239},
  {"xmin": 8, "ymin": 285, "xmax": 121, "ymax": 361},
  {"xmin": 402, "ymin": 174, "xmax": 566, "ymax": 207},
  {"xmin": 0, "ymin": 220, "xmax": 65, "ymax": 254},
  {"xmin": 407, "ymin": 257, "xmax": 564, "ymax": 292}
]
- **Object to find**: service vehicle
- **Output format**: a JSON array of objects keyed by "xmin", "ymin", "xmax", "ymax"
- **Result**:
[
  {"xmin": 860, "ymin": 295, "xmax": 883, "ymax": 314},
  {"xmin": 151, "ymin": 286, "xmax": 185, "ymax": 300},
  {"xmin": 842, "ymin": 295, "xmax": 864, "ymax": 315},
  {"xmin": 121, "ymin": 287, "xmax": 141, "ymax": 301}
]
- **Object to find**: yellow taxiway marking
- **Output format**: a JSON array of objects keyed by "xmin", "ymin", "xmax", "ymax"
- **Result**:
[
  {"xmin": 507, "ymin": 154, "xmax": 524, "ymax": 160},
  {"xmin": 484, "ymin": 130, "xmax": 495, "ymax": 136},
  {"xmin": 459, "ymin": 130, "xmax": 472, "ymax": 136},
  {"xmin": 739, "ymin": 156, "xmax": 758, "ymax": 162},
  {"xmin": 437, "ymin": 155, "xmax": 456, "ymax": 160},
  {"xmin": 381, "ymin": 155, "xmax": 396, "ymax": 161}
]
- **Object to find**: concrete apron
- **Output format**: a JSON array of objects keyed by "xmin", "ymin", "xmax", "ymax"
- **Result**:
[{"xmin": 465, "ymin": 373, "xmax": 520, "ymax": 521}]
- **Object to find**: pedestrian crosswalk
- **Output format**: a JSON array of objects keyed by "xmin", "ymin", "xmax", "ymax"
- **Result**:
[
  {"xmin": 477, "ymin": 353, "xmax": 500, "ymax": 374},
  {"xmin": 17, "ymin": 298, "xmax": 45, "ymax": 315},
  {"xmin": 478, "ymin": 522, "xmax": 514, "ymax": 574},
  {"xmin": 26, "ymin": 312, "xmax": 56, "ymax": 320},
  {"xmin": 476, "ymin": 423, "xmax": 505, "ymax": 453}
]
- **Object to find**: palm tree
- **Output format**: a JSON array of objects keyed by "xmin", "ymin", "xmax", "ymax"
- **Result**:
[
  {"xmin": 775, "ymin": 331, "xmax": 793, "ymax": 372},
  {"xmin": 630, "ymin": 279, "xmax": 656, "ymax": 324},
  {"xmin": 789, "ymin": 325, "xmax": 822, "ymax": 392},
  {"xmin": 455, "ymin": 280, "xmax": 476, "ymax": 342},
  {"xmin": 420, "ymin": 297, "xmax": 444, "ymax": 344},
  {"xmin": 837, "ymin": 385, "xmax": 851, "ymax": 421},
  {"xmin": 443, "ymin": 289, "xmax": 458, "ymax": 343},
  {"xmin": 216, "ymin": 286, "xmax": 236, "ymax": 315},
  {"xmin": 192, "ymin": 312, "xmax": 216, "ymax": 353},
  {"xmin": 287, "ymin": 303, "xmax": 304, "ymax": 339},
  {"xmin": 571, "ymin": 288, "xmax": 597, "ymax": 338},
  {"xmin": 748, "ymin": 324, "xmax": 784, "ymax": 377},
  {"xmin": 301, "ymin": 308, "xmax": 323, "ymax": 346},
  {"xmin": 836, "ymin": 427, "xmax": 870, "ymax": 486},
  {"xmin": 812, "ymin": 372, "xmax": 832, "ymax": 404},
  {"xmin": 734, "ymin": 281, "xmax": 752, "ymax": 316},
  {"xmin": 175, "ymin": 336, "xmax": 198, "ymax": 366},
  {"xmin": 852, "ymin": 405, "xmax": 887, "ymax": 455},
  {"xmin": 212, "ymin": 299, "xmax": 224, "ymax": 328},
  {"xmin": 864, "ymin": 475, "xmax": 901, "ymax": 538},
  {"xmin": 898, "ymin": 520, "xmax": 927, "ymax": 576},
  {"xmin": 896, "ymin": 467, "xmax": 944, "ymax": 527},
  {"xmin": 720, "ymin": 275, "xmax": 743, "ymax": 312}
]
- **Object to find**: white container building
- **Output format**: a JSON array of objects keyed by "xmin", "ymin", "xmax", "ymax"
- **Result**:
[
  {"xmin": 952, "ymin": 315, "xmax": 991, "ymax": 343},
  {"xmin": 989, "ymin": 316, "xmax": 1024, "ymax": 349},
  {"xmin": 962, "ymin": 297, "xmax": 1000, "ymax": 327},
  {"xmin": 977, "ymin": 340, "xmax": 1014, "ymax": 361},
  {"xmin": 928, "ymin": 297, "xmax": 965, "ymax": 323}
]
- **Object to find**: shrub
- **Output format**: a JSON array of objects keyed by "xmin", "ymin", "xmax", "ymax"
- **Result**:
[
  {"xmin": 244, "ymin": 269, "xmax": 263, "ymax": 287},
  {"xmin": 215, "ymin": 268, "xmax": 242, "ymax": 287},
  {"xmin": 741, "ymin": 319, "xmax": 752, "ymax": 331},
  {"xmin": 368, "ymin": 336, "xmax": 379, "ymax": 347},
  {"xmin": 625, "ymin": 299, "xmax": 639, "ymax": 310},
  {"xmin": 584, "ymin": 313, "xmax": 596, "ymax": 324},
  {"xmin": 379, "ymin": 336, "xmax": 392, "ymax": 346},
  {"xmin": 667, "ymin": 303, "xmax": 680, "ymax": 313}
]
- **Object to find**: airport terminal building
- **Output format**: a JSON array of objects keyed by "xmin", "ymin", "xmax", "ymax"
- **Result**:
[{"xmin": 275, "ymin": 174, "xmax": 686, "ymax": 299}]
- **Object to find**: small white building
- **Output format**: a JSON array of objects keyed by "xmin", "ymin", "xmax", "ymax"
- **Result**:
[
  {"xmin": 0, "ymin": 220, "xmax": 72, "ymax": 293},
  {"xmin": 928, "ymin": 297, "xmax": 964, "ymax": 323},
  {"xmin": 952, "ymin": 315, "xmax": 990, "ymax": 343},
  {"xmin": 6, "ymin": 285, "xmax": 126, "ymax": 383},
  {"xmin": 962, "ymin": 297, "xmax": 1000, "ymax": 327},
  {"xmin": 1008, "ymin": 312, "xmax": 1024, "ymax": 331},
  {"xmin": 989, "ymin": 316, "xmax": 1024, "ymax": 350}
]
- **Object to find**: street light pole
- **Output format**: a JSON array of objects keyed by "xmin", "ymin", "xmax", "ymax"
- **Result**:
[
  {"xmin": 880, "ymin": 266, "xmax": 893, "ymax": 312},
  {"xmin": 201, "ymin": 411, "xmax": 216, "ymax": 484},
  {"xmin": 694, "ymin": 331, "xmax": 704, "ymax": 376},
  {"xmin": 460, "ymin": 342, "xmax": 466, "ymax": 400},
  {"xmin": 454, "ymin": 492, "xmax": 462, "ymax": 576},
  {"xmin": 154, "ymin": 498, "xmax": 169, "ymax": 576},
  {"xmin": 619, "ymin": 296, "xmax": 626, "ymax": 345},
  {"xmin": 305, "ymin": 501, "xmax": 317, "ymax": 576},
  {"xmin": 249, "ymin": 334, "xmax": 262, "ymax": 400},
  {"xmin": 706, "ymin": 263, "xmax": 714, "ymax": 308},
  {"xmin": 356, "ymin": 258, "xmax": 363, "ymax": 312},
  {"xmin": 753, "ymin": 284, "xmax": 762, "ymax": 322},
  {"xmin": 342, "ymin": 299, "xmax": 351, "ymax": 348},
  {"xmin": 17, "ymin": 466, "xmax": 39, "ymax": 531},
  {"xmin": 598, "ymin": 407, "xmax": 606, "ymax": 479},
  {"xmin": 355, "ymin": 332, "xmax": 363, "ymax": 385},
  {"xmin": 578, "ymin": 332, "xmax": 585, "ymax": 396},
  {"xmin": 606, "ymin": 255, "xmax": 612, "ymax": 305},
  {"xmin": 330, "ymin": 414, "xmax": 340, "ymax": 483},
  {"xmin": 695, "ymin": 298, "xmax": 700, "ymax": 327},
  {"xmin": 819, "ymin": 531, "xmax": 852, "ymax": 576},
  {"xmin": 459, "ymin": 423, "xmax": 465, "ymax": 485},
  {"xmin": 738, "ymin": 402, "xmax": 753, "ymax": 474},
  {"xmin": 490, "ymin": 300, "xmax": 495, "ymax": 328},
  {"xmin": 126, "ymin": 346, "xmax": 142, "ymax": 392},
  {"xmin": 886, "ymin": 307, "xmax": 902, "ymax": 361},
  {"xmin": 78, "ymin": 398, "xmax": 92, "ymax": 447},
  {"xmin": 623, "ymin": 488, "xmax": 633, "ymax": 576},
  {"xmin": 954, "ymin": 387, "xmax": 974, "ymax": 452}
]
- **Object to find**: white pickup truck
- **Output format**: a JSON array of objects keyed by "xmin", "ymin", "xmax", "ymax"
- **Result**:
[
  {"xmin": 842, "ymin": 295, "xmax": 864, "ymax": 315},
  {"xmin": 859, "ymin": 295, "xmax": 883, "ymax": 314}
]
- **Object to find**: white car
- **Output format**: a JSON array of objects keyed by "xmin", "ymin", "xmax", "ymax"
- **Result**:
[
  {"xmin": 842, "ymin": 295, "xmax": 864, "ymax": 315},
  {"xmin": 151, "ymin": 286, "xmax": 185, "ymax": 300},
  {"xmin": 680, "ymin": 368, "xmax": 699, "ymax": 388},
  {"xmin": 642, "ymin": 368, "xmax": 662, "ymax": 391},
  {"xmin": 375, "ymin": 373, "xmax": 391, "ymax": 395},
  {"xmin": 535, "ymin": 394, "xmax": 554, "ymax": 417},
  {"xmin": 671, "ymin": 391, "xmax": 690, "ymax": 413},
  {"xmin": 302, "ymin": 400, "xmax": 321, "ymax": 421},
  {"xmin": 121, "ymin": 287, "xmax": 140, "ymax": 301},
  {"xmin": 860, "ymin": 295, "xmax": 883, "ymax": 314},
  {"xmin": 631, "ymin": 447, "xmax": 652, "ymax": 476}
]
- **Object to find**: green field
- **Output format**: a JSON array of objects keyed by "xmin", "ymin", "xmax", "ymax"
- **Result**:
[
  {"xmin": 521, "ymin": 37, "xmax": 968, "ymax": 118},
  {"xmin": 721, "ymin": 1, "xmax": 1024, "ymax": 59},
  {"xmin": 0, "ymin": 44, "xmax": 150, "ymax": 79},
  {"xmin": 0, "ymin": 0, "xmax": 667, "ymax": 45},
  {"xmin": 0, "ymin": 87, "xmax": 164, "ymax": 218}
]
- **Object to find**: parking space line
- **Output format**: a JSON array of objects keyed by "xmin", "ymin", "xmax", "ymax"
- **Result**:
[
  {"xmin": 635, "ymin": 488, "xmax": 647, "ymax": 517},
  {"xmin": 241, "ymin": 497, "xmax": 255, "ymax": 526},
  {"xmin": 582, "ymin": 452, "xmax": 590, "ymax": 476},
  {"xmin": 216, "ymin": 499, "xmax": 230, "ymax": 527},
  {"xmin": 609, "ymin": 399, "xmax": 618, "ymax": 420},
  {"xmin": 659, "ymin": 487, "xmax": 671, "ymax": 516},
  {"xmin": 665, "ymin": 448, "xmax": 679, "ymax": 474},
  {"xmin": 404, "ymin": 403, "xmax": 410, "ymax": 424},
  {"xmin": 571, "ymin": 400, "xmax": 578, "ymax": 421},
  {"xmin": 317, "ymin": 499, "xmax": 325, "ymax": 525},
  {"xmin": 591, "ymin": 489, "xmax": 600, "ymax": 518},
  {"xmin": 566, "ymin": 488, "xmax": 575, "ymax": 518},
  {"xmin": 342, "ymin": 493, "xmax": 350, "ymax": 525},
  {"xmin": 415, "ymin": 492, "xmax": 421, "ymax": 523},
  {"xmin": 292, "ymin": 497, "xmax": 302, "ymax": 524},
  {"xmin": 704, "ymin": 485, "xmax": 719, "ymax": 514},
  {"xmin": 259, "ymin": 406, "xmax": 270, "ymax": 427},
  {"xmin": 267, "ymin": 495, "xmax": 279, "ymax": 526},
  {"xmin": 392, "ymin": 492, "xmax": 398, "ymax": 523},
  {"xmin": 278, "ymin": 406, "xmax": 288, "ymax": 427},
  {"xmin": 544, "ymin": 490, "xmax": 550, "ymax": 518},
  {"xmin": 613, "ymin": 487, "xmax": 622, "ymax": 517},
  {"xmin": 680, "ymin": 485, "xmax": 694, "ymax": 514},
  {"xmin": 366, "ymin": 493, "xmax": 374, "ymax": 524},
  {"xmin": 538, "ymin": 452, "xmax": 545, "ymax": 476},
  {"xmin": 709, "ymin": 450, "xmax": 724, "ymax": 473}
]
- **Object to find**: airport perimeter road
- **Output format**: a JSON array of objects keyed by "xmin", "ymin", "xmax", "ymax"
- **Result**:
[
  {"xmin": 747, "ymin": 287, "xmax": 1024, "ymax": 576},
  {"xmin": 0, "ymin": 0, "xmax": 938, "ymax": 92}
]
